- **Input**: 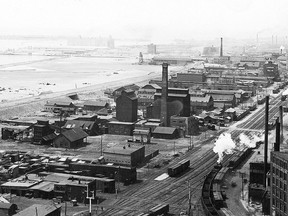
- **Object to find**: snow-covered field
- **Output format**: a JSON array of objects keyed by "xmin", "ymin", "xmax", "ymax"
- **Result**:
[{"xmin": 0, "ymin": 55, "xmax": 168, "ymax": 102}]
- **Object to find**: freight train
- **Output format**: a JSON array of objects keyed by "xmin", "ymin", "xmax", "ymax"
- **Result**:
[
  {"xmin": 201, "ymin": 145, "xmax": 256, "ymax": 216},
  {"xmin": 167, "ymin": 159, "xmax": 190, "ymax": 177}
]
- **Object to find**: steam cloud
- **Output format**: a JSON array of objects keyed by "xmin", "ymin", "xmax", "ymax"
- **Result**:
[
  {"xmin": 213, "ymin": 132, "xmax": 263, "ymax": 163},
  {"xmin": 213, "ymin": 133, "xmax": 236, "ymax": 163}
]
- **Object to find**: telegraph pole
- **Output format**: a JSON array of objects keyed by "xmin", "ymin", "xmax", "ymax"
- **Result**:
[{"xmin": 86, "ymin": 185, "xmax": 94, "ymax": 216}]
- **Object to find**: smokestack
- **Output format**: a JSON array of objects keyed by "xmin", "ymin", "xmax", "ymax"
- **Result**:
[
  {"xmin": 279, "ymin": 106, "xmax": 283, "ymax": 144},
  {"xmin": 272, "ymin": 35, "xmax": 274, "ymax": 45},
  {"xmin": 274, "ymin": 117, "xmax": 280, "ymax": 152},
  {"xmin": 264, "ymin": 95, "xmax": 269, "ymax": 188},
  {"xmin": 161, "ymin": 63, "xmax": 168, "ymax": 126},
  {"xmin": 220, "ymin": 37, "xmax": 223, "ymax": 57},
  {"xmin": 276, "ymin": 35, "xmax": 278, "ymax": 45}
]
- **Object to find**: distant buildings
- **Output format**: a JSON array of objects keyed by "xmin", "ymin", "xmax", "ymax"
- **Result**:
[{"xmin": 147, "ymin": 43, "xmax": 157, "ymax": 54}]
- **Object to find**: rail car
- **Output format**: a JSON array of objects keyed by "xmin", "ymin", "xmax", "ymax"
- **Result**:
[
  {"xmin": 202, "ymin": 145, "xmax": 254, "ymax": 216},
  {"xmin": 167, "ymin": 159, "xmax": 190, "ymax": 177},
  {"xmin": 148, "ymin": 203, "xmax": 169, "ymax": 216}
]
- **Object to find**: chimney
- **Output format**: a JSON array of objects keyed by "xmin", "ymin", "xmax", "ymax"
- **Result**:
[
  {"xmin": 161, "ymin": 63, "xmax": 169, "ymax": 126},
  {"xmin": 272, "ymin": 35, "xmax": 274, "ymax": 45},
  {"xmin": 264, "ymin": 95, "xmax": 269, "ymax": 188},
  {"xmin": 274, "ymin": 117, "xmax": 280, "ymax": 151},
  {"xmin": 279, "ymin": 106, "xmax": 283, "ymax": 144},
  {"xmin": 220, "ymin": 37, "xmax": 223, "ymax": 57},
  {"xmin": 276, "ymin": 35, "xmax": 278, "ymax": 45}
]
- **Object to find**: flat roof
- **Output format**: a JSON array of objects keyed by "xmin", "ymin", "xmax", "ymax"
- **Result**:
[
  {"xmin": 109, "ymin": 121, "xmax": 134, "ymax": 125},
  {"xmin": 104, "ymin": 145, "xmax": 144, "ymax": 155}
]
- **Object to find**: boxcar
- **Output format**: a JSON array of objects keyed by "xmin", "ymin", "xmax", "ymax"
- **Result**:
[{"xmin": 148, "ymin": 203, "xmax": 169, "ymax": 216}]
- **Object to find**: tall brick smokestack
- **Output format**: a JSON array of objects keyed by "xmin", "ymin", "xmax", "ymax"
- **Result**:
[
  {"xmin": 220, "ymin": 37, "xmax": 223, "ymax": 57},
  {"xmin": 161, "ymin": 63, "xmax": 168, "ymax": 126},
  {"xmin": 264, "ymin": 95, "xmax": 269, "ymax": 188},
  {"xmin": 274, "ymin": 117, "xmax": 280, "ymax": 152}
]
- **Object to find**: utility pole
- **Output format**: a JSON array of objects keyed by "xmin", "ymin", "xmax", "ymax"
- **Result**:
[
  {"xmin": 239, "ymin": 171, "xmax": 246, "ymax": 200},
  {"xmin": 86, "ymin": 185, "xmax": 94, "ymax": 216},
  {"xmin": 188, "ymin": 180, "xmax": 192, "ymax": 216},
  {"xmin": 100, "ymin": 136, "xmax": 103, "ymax": 156}
]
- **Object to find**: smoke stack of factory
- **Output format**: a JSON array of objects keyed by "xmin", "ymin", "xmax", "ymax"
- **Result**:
[
  {"xmin": 279, "ymin": 106, "xmax": 283, "ymax": 144},
  {"xmin": 161, "ymin": 63, "xmax": 168, "ymax": 127},
  {"xmin": 220, "ymin": 37, "xmax": 223, "ymax": 57},
  {"xmin": 264, "ymin": 96, "xmax": 269, "ymax": 188},
  {"xmin": 274, "ymin": 117, "xmax": 280, "ymax": 152}
]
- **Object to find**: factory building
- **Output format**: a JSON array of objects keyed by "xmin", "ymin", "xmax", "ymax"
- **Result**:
[
  {"xmin": 137, "ymin": 84, "xmax": 161, "ymax": 110},
  {"xmin": 147, "ymin": 43, "xmax": 157, "ymax": 54},
  {"xmin": 33, "ymin": 120, "xmax": 55, "ymax": 144},
  {"xmin": 263, "ymin": 61, "xmax": 279, "ymax": 80},
  {"xmin": 211, "ymin": 94, "xmax": 237, "ymax": 109},
  {"xmin": 147, "ymin": 88, "xmax": 190, "ymax": 125},
  {"xmin": 170, "ymin": 115, "xmax": 199, "ymax": 137},
  {"xmin": 152, "ymin": 126, "xmax": 179, "ymax": 139},
  {"xmin": 53, "ymin": 128, "xmax": 88, "ymax": 148},
  {"xmin": 103, "ymin": 145, "xmax": 145, "ymax": 167},
  {"xmin": 190, "ymin": 95, "xmax": 214, "ymax": 114},
  {"xmin": 82, "ymin": 100, "xmax": 109, "ymax": 112},
  {"xmin": 270, "ymin": 151, "xmax": 288, "ymax": 215},
  {"xmin": 108, "ymin": 121, "xmax": 135, "ymax": 136},
  {"xmin": 112, "ymin": 84, "xmax": 140, "ymax": 101},
  {"xmin": 116, "ymin": 89, "xmax": 138, "ymax": 122},
  {"xmin": 151, "ymin": 56, "xmax": 193, "ymax": 65},
  {"xmin": 176, "ymin": 73, "xmax": 206, "ymax": 83},
  {"xmin": 63, "ymin": 120, "xmax": 99, "ymax": 136},
  {"xmin": 44, "ymin": 100, "xmax": 76, "ymax": 114}
]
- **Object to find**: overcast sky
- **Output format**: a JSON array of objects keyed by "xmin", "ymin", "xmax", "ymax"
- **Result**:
[{"xmin": 0, "ymin": 0, "xmax": 288, "ymax": 42}]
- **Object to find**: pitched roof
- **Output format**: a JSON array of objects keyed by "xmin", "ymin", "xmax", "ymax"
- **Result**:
[
  {"xmin": 190, "ymin": 96, "xmax": 211, "ymax": 103},
  {"xmin": 30, "ymin": 181, "xmax": 54, "ymax": 192},
  {"xmin": 64, "ymin": 120, "xmax": 95, "ymax": 130},
  {"xmin": 15, "ymin": 204, "xmax": 61, "ymax": 216},
  {"xmin": 42, "ymin": 133, "xmax": 57, "ymax": 142},
  {"xmin": 0, "ymin": 203, "xmax": 16, "ymax": 209},
  {"xmin": 83, "ymin": 100, "xmax": 108, "ymax": 107},
  {"xmin": 153, "ymin": 127, "xmax": 177, "ymax": 135},
  {"xmin": 61, "ymin": 128, "xmax": 88, "ymax": 142}
]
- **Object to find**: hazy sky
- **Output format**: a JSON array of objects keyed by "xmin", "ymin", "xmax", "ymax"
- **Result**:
[{"xmin": 0, "ymin": 0, "xmax": 288, "ymax": 42}]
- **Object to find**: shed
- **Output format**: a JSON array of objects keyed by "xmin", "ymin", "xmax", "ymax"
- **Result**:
[
  {"xmin": 14, "ymin": 203, "xmax": 61, "ymax": 216},
  {"xmin": 0, "ymin": 203, "xmax": 17, "ymax": 216},
  {"xmin": 53, "ymin": 128, "xmax": 88, "ymax": 149},
  {"xmin": 152, "ymin": 127, "xmax": 178, "ymax": 139}
]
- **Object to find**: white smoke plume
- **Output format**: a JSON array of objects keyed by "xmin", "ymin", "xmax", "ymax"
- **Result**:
[
  {"xmin": 213, "ymin": 133, "xmax": 236, "ymax": 163},
  {"xmin": 239, "ymin": 133, "xmax": 264, "ymax": 148},
  {"xmin": 282, "ymin": 89, "xmax": 288, "ymax": 96}
]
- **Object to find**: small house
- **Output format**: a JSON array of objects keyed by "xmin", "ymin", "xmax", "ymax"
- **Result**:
[
  {"xmin": 53, "ymin": 128, "xmax": 88, "ymax": 149},
  {"xmin": 152, "ymin": 127, "xmax": 179, "ymax": 139}
]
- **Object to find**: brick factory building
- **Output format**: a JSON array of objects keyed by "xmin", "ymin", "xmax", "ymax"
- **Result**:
[
  {"xmin": 103, "ymin": 145, "xmax": 145, "ymax": 167},
  {"xmin": 263, "ymin": 60, "xmax": 279, "ymax": 80},
  {"xmin": 63, "ymin": 120, "xmax": 99, "ymax": 136},
  {"xmin": 270, "ymin": 151, "xmax": 288, "ymax": 215},
  {"xmin": 190, "ymin": 95, "xmax": 214, "ymax": 114},
  {"xmin": 112, "ymin": 84, "xmax": 140, "ymax": 101},
  {"xmin": 176, "ymin": 73, "xmax": 206, "ymax": 83},
  {"xmin": 108, "ymin": 121, "xmax": 135, "ymax": 136},
  {"xmin": 147, "ymin": 88, "xmax": 190, "ymax": 125},
  {"xmin": 137, "ymin": 84, "xmax": 161, "ymax": 110},
  {"xmin": 82, "ymin": 100, "xmax": 109, "ymax": 112},
  {"xmin": 116, "ymin": 89, "xmax": 138, "ymax": 122},
  {"xmin": 53, "ymin": 128, "xmax": 88, "ymax": 148},
  {"xmin": 152, "ymin": 126, "xmax": 179, "ymax": 139},
  {"xmin": 33, "ymin": 120, "xmax": 55, "ymax": 144},
  {"xmin": 170, "ymin": 115, "xmax": 199, "ymax": 137}
]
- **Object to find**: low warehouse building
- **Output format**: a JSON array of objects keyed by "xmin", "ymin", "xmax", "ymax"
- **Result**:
[
  {"xmin": 14, "ymin": 203, "xmax": 61, "ymax": 216},
  {"xmin": 104, "ymin": 145, "xmax": 145, "ymax": 167},
  {"xmin": 153, "ymin": 127, "xmax": 179, "ymax": 139},
  {"xmin": 53, "ymin": 128, "xmax": 88, "ymax": 148},
  {"xmin": 108, "ymin": 121, "xmax": 135, "ymax": 136}
]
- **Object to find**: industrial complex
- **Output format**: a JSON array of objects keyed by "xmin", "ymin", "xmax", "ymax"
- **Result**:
[{"xmin": 0, "ymin": 34, "xmax": 288, "ymax": 216}]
